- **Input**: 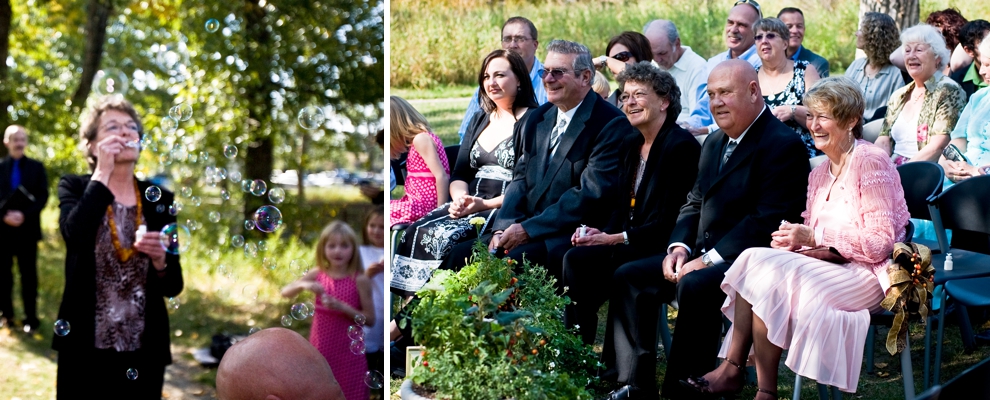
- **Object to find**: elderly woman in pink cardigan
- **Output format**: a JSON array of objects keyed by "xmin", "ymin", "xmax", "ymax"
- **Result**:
[{"xmin": 681, "ymin": 77, "xmax": 910, "ymax": 398}]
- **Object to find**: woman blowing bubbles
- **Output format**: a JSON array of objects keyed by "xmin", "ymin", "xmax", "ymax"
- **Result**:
[{"xmin": 54, "ymin": 95, "xmax": 182, "ymax": 399}]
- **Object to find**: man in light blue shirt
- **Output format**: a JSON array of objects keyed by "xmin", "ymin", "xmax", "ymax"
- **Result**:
[
  {"xmin": 457, "ymin": 17, "xmax": 548, "ymax": 142},
  {"xmin": 684, "ymin": 1, "xmax": 763, "ymax": 136}
]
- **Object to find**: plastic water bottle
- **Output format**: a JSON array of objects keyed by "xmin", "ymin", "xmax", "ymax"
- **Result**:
[{"xmin": 944, "ymin": 253, "xmax": 953, "ymax": 271}]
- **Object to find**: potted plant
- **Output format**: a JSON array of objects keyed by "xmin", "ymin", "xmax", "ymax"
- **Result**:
[{"xmin": 397, "ymin": 222, "xmax": 599, "ymax": 399}]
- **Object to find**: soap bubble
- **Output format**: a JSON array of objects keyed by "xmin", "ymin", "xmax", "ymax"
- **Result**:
[
  {"xmin": 248, "ymin": 327, "xmax": 261, "ymax": 335},
  {"xmin": 257, "ymin": 241, "xmax": 268, "ymax": 252},
  {"xmin": 229, "ymin": 170, "xmax": 242, "ymax": 182},
  {"xmin": 231, "ymin": 235, "xmax": 245, "ymax": 247},
  {"xmin": 220, "ymin": 189, "xmax": 230, "ymax": 201},
  {"xmin": 254, "ymin": 205, "xmax": 283, "ymax": 233},
  {"xmin": 144, "ymin": 186, "xmax": 162, "ymax": 202},
  {"xmin": 244, "ymin": 219, "xmax": 255, "ymax": 231},
  {"xmin": 168, "ymin": 203, "xmax": 181, "ymax": 216},
  {"xmin": 263, "ymin": 257, "xmax": 276, "ymax": 270},
  {"xmin": 205, "ymin": 18, "xmax": 220, "ymax": 33},
  {"xmin": 190, "ymin": 196, "xmax": 202, "ymax": 207},
  {"xmin": 215, "ymin": 167, "xmax": 227, "ymax": 180},
  {"xmin": 347, "ymin": 325, "xmax": 364, "ymax": 341},
  {"xmin": 241, "ymin": 285, "xmax": 258, "ymax": 300},
  {"xmin": 93, "ymin": 69, "xmax": 129, "ymax": 95},
  {"xmin": 305, "ymin": 302, "xmax": 316, "ymax": 317},
  {"xmin": 208, "ymin": 211, "xmax": 221, "ymax": 223},
  {"xmin": 298, "ymin": 106, "xmax": 326, "ymax": 130},
  {"xmin": 54, "ymin": 319, "xmax": 71, "ymax": 336},
  {"xmin": 167, "ymin": 297, "xmax": 180, "ymax": 310},
  {"xmin": 354, "ymin": 313, "xmax": 367, "ymax": 326},
  {"xmin": 349, "ymin": 339, "xmax": 366, "ymax": 355},
  {"xmin": 224, "ymin": 145, "xmax": 238, "ymax": 159},
  {"xmin": 126, "ymin": 368, "xmax": 139, "ymax": 380},
  {"xmin": 199, "ymin": 151, "xmax": 210, "ymax": 164},
  {"xmin": 244, "ymin": 242, "xmax": 258, "ymax": 258},
  {"xmin": 168, "ymin": 103, "xmax": 193, "ymax": 122},
  {"xmin": 180, "ymin": 187, "xmax": 192, "ymax": 197},
  {"xmin": 268, "ymin": 187, "xmax": 285, "ymax": 204},
  {"xmin": 250, "ymin": 180, "xmax": 267, "ymax": 196},
  {"xmin": 365, "ymin": 370, "xmax": 384, "ymax": 389},
  {"xmin": 160, "ymin": 116, "xmax": 178, "ymax": 133},
  {"xmin": 156, "ymin": 204, "xmax": 166, "ymax": 213},
  {"xmin": 240, "ymin": 179, "xmax": 252, "ymax": 193},
  {"xmin": 281, "ymin": 315, "xmax": 293, "ymax": 327},
  {"xmin": 291, "ymin": 303, "xmax": 309, "ymax": 320},
  {"xmin": 159, "ymin": 223, "xmax": 191, "ymax": 254}
]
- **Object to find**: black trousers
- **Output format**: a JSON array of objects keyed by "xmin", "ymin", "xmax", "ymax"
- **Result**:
[
  {"xmin": 57, "ymin": 348, "xmax": 166, "ymax": 399},
  {"xmin": 562, "ymin": 244, "xmax": 643, "ymax": 345},
  {"xmin": 602, "ymin": 253, "xmax": 731, "ymax": 399},
  {"xmin": 0, "ymin": 236, "xmax": 38, "ymax": 325}
]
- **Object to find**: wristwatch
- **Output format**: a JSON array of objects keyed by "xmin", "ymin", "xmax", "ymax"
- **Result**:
[
  {"xmin": 789, "ymin": 105, "xmax": 797, "ymax": 115},
  {"xmin": 621, "ymin": 231, "xmax": 629, "ymax": 245},
  {"xmin": 702, "ymin": 253, "xmax": 715, "ymax": 268}
]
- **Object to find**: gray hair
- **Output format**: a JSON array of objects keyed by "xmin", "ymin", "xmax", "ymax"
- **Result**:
[
  {"xmin": 753, "ymin": 18, "xmax": 791, "ymax": 43},
  {"xmin": 643, "ymin": 19, "xmax": 680, "ymax": 43},
  {"xmin": 616, "ymin": 61, "xmax": 682, "ymax": 119},
  {"xmin": 545, "ymin": 39, "xmax": 594, "ymax": 74},
  {"xmin": 901, "ymin": 24, "xmax": 951, "ymax": 71}
]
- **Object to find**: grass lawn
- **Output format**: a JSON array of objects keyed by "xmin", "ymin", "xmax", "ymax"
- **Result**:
[
  {"xmin": 406, "ymin": 98, "xmax": 469, "ymax": 147},
  {"xmin": 2, "ymin": 185, "xmax": 384, "ymax": 399}
]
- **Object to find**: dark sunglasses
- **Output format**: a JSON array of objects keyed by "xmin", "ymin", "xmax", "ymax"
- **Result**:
[
  {"xmin": 754, "ymin": 32, "xmax": 779, "ymax": 42},
  {"xmin": 733, "ymin": 0, "xmax": 763, "ymax": 18},
  {"xmin": 542, "ymin": 67, "xmax": 572, "ymax": 80},
  {"xmin": 611, "ymin": 51, "xmax": 633, "ymax": 62}
]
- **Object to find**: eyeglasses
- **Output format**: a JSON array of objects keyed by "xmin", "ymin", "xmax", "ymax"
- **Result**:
[
  {"xmin": 733, "ymin": 0, "xmax": 763, "ymax": 18},
  {"xmin": 754, "ymin": 32, "xmax": 779, "ymax": 42},
  {"xmin": 542, "ymin": 67, "xmax": 573, "ymax": 80},
  {"xmin": 501, "ymin": 36, "xmax": 532, "ymax": 44},
  {"xmin": 611, "ymin": 51, "xmax": 633, "ymax": 62},
  {"xmin": 618, "ymin": 90, "xmax": 653, "ymax": 104}
]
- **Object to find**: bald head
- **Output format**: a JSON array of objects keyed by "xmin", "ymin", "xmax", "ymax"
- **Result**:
[
  {"xmin": 216, "ymin": 328, "xmax": 344, "ymax": 400},
  {"xmin": 643, "ymin": 20, "xmax": 682, "ymax": 69},
  {"xmin": 4, "ymin": 125, "xmax": 27, "ymax": 159},
  {"xmin": 706, "ymin": 60, "xmax": 763, "ymax": 138}
]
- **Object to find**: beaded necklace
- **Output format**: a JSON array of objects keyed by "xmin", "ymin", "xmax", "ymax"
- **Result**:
[{"xmin": 106, "ymin": 180, "xmax": 143, "ymax": 262}]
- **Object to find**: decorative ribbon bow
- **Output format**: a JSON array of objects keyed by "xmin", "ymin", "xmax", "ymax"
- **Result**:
[{"xmin": 880, "ymin": 242, "xmax": 934, "ymax": 355}]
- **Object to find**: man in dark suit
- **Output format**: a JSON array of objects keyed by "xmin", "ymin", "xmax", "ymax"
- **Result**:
[
  {"xmin": 0, "ymin": 125, "xmax": 49, "ymax": 332},
  {"xmin": 443, "ymin": 39, "xmax": 633, "ymax": 281},
  {"xmin": 600, "ymin": 60, "xmax": 809, "ymax": 400}
]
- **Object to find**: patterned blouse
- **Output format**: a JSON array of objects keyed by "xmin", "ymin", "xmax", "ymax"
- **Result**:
[
  {"xmin": 759, "ymin": 60, "xmax": 820, "ymax": 158},
  {"xmin": 94, "ymin": 203, "xmax": 149, "ymax": 351},
  {"xmin": 879, "ymin": 72, "xmax": 966, "ymax": 152}
]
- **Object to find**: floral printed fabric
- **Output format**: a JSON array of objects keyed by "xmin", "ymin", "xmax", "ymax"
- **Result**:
[{"xmin": 879, "ymin": 72, "xmax": 966, "ymax": 152}]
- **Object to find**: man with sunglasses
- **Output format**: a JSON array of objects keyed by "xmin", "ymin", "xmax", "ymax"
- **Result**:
[
  {"xmin": 684, "ymin": 0, "xmax": 763, "ymax": 137},
  {"xmin": 443, "ymin": 40, "xmax": 632, "ymax": 285},
  {"xmin": 778, "ymin": 7, "xmax": 830, "ymax": 77},
  {"xmin": 456, "ymin": 16, "xmax": 549, "ymax": 143},
  {"xmin": 643, "ymin": 20, "xmax": 707, "ymax": 124}
]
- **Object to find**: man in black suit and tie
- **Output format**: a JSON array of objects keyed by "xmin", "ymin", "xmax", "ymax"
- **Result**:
[
  {"xmin": 444, "ymin": 39, "xmax": 633, "ymax": 281},
  {"xmin": 0, "ymin": 125, "xmax": 49, "ymax": 332},
  {"xmin": 600, "ymin": 60, "xmax": 809, "ymax": 400}
]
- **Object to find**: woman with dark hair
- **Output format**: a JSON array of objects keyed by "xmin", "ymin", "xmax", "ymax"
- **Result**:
[
  {"xmin": 682, "ymin": 77, "xmax": 909, "ymax": 399},
  {"xmin": 595, "ymin": 31, "xmax": 655, "ymax": 107},
  {"xmin": 54, "ymin": 95, "xmax": 183, "ymax": 398},
  {"xmin": 847, "ymin": 12, "xmax": 905, "ymax": 121},
  {"xmin": 391, "ymin": 49, "xmax": 537, "ymax": 295}
]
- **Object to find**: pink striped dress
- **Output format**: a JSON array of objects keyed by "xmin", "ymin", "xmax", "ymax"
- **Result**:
[
  {"xmin": 311, "ymin": 272, "xmax": 367, "ymax": 400},
  {"xmin": 718, "ymin": 141, "xmax": 909, "ymax": 392},
  {"xmin": 390, "ymin": 131, "xmax": 449, "ymax": 226}
]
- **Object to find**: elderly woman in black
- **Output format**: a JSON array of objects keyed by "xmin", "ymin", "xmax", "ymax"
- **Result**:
[
  {"xmin": 54, "ymin": 95, "xmax": 182, "ymax": 399},
  {"xmin": 562, "ymin": 62, "xmax": 701, "ymax": 346}
]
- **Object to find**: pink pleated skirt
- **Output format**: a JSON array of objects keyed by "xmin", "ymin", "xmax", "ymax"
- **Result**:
[{"xmin": 718, "ymin": 248, "xmax": 885, "ymax": 392}]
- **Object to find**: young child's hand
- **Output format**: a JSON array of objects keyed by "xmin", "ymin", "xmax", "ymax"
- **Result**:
[
  {"xmin": 309, "ymin": 282, "xmax": 325, "ymax": 296},
  {"xmin": 321, "ymin": 294, "xmax": 341, "ymax": 310}
]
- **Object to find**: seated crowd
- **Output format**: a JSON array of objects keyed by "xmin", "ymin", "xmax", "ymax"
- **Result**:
[{"xmin": 389, "ymin": 2, "xmax": 990, "ymax": 399}]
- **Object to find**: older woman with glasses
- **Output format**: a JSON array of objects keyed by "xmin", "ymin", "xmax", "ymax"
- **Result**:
[
  {"xmin": 875, "ymin": 24, "xmax": 966, "ymax": 165},
  {"xmin": 753, "ymin": 17, "xmax": 821, "ymax": 158},
  {"xmin": 595, "ymin": 32, "xmax": 654, "ymax": 107}
]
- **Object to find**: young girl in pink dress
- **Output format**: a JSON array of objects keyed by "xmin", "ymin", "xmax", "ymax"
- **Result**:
[
  {"xmin": 282, "ymin": 221, "xmax": 375, "ymax": 400},
  {"xmin": 389, "ymin": 96, "xmax": 450, "ymax": 226}
]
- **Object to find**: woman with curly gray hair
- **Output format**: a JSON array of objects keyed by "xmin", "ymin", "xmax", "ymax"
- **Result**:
[
  {"xmin": 562, "ymin": 62, "xmax": 701, "ymax": 362},
  {"xmin": 847, "ymin": 12, "xmax": 906, "ymax": 121}
]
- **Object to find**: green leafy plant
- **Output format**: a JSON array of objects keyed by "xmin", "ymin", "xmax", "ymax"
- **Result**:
[{"xmin": 406, "ymin": 241, "xmax": 599, "ymax": 399}]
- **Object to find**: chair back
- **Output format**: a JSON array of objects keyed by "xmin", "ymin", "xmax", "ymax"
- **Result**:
[
  {"xmin": 896, "ymin": 161, "xmax": 943, "ymax": 221},
  {"xmin": 444, "ymin": 145, "xmax": 460, "ymax": 171},
  {"xmin": 915, "ymin": 356, "xmax": 990, "ymax": 400},
  {"xmin": 863, "ymin": 119, "xmax": 883, "ymax": 143},
  {"xmin": 930, "ymin": 175, "xmax": 990, "ymax": 253},
  {"xmin": 391, "ymin": 153, "xmax": 408, "ymax": 187}
]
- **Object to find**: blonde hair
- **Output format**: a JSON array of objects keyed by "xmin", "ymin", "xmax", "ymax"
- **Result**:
[
  {"xmin": 389, "ymin": 96, "xmax": 431, "ymax": 156},
  {"xmin": 804, "ymin": 77, "xmax": 865, "ymax": 139},
  {"xmin": 315, "ymin": 221, "xmax": 363, "ymax": 276},
  {"xmin": 592, "ymin": 70, "xmax": 611, "ymax": 99}
]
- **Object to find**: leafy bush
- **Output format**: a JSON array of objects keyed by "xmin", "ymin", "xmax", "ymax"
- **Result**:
[{"xmin": 407, "ymin": 241, "xmax": 599, "ymax": 399}]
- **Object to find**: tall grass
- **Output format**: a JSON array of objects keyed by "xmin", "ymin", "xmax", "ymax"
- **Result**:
[{"xmin": 391, "ymin": 0, "xmax": 990, "ymax": 90}]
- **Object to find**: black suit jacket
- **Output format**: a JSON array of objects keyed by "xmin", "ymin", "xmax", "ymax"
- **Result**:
[
  {"xmin": 53, "ymin": 175, "xmax": 183, "ymax": 365},
  {"xmin": 0, "ymin": 156, "xmax": 49, "ymax": 241},
  {"xmin": 669, "ymin": 107, "xmax": 809, "ymax": 262},
  {"xmin": 603, "ymin": 123, "xmax": 701, "ymax": 255},
  {"xmin": 494, "ymin": 89, "xmax": 634, "ymax": 249}
]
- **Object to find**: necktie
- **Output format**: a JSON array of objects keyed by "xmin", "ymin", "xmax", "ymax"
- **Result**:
[
  {"xmin": 549, "ymin": 117, "xmax": 567, "ymax": 157},
  {"xmin": 10, "ymin": 159, "xmax": 21, "ymax": 191},
  {"xmin": 720, "ymin": 140, "xmax": 737, "ymax": 173}
]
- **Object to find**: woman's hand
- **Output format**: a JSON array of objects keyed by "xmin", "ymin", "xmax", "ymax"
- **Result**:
[
  {"xmin": 91, "ymin": 135, "xmax": 128, "ymax": 184},
  {"xmin": 365, "ymin": 260, "xmax": 385, "ymax": 277},
  {"xmin": 570, "ymin": 226, "xmax": 602, "ymax": 245},
  {"xmin": 771, "ymin": 105, "xmax": 795, "ymax": 122},
  {"xmin": 945, "ymin": 160, "xmax": 980, "ymax": 182},
  {"xmin": 134, "ymin": 231, "xmax": 168, "ymax": 271},
  {"xmin": 771, "ymin": 222, "xmax": 816, "ymax": 251},
  {"xmin": 449, "ymin": 195, "xmax": 485, "ymax": 218}
]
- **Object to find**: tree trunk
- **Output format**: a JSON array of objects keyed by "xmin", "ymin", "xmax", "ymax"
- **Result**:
[
  {"xmin": 296, "ymin": 131, "xmax": 308, "ymax": 235},
  {"xmin": 241, "ymin": 0, "xmax": 277, "ymax": 229},
  {"xmin": 859, "ymin": 0, "xmax": 919, "ymax": 31},
  {"xmin": 0, "ymin": 0, "xmax": 12, "ymax": 153},
  {"xmin": 70, "ymin": 0, "xmax": 113, "ymax": 112}
]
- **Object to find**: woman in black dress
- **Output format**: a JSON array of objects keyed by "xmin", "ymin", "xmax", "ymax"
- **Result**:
[{"xmin": 390, "ymin": 49, "xmax": 537, "ymax": 296}]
